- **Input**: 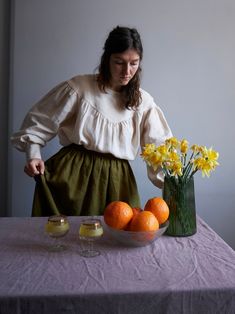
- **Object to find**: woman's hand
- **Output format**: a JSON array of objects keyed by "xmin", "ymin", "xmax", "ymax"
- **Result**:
[{"xmin": 24, "ymin": 159, "xmax": 45, "ymax": 177}]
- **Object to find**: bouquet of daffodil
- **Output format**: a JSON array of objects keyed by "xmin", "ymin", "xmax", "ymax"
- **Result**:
[{"xmin": 141, "ymin": 137, "xmax": 219, "ymax": 183}]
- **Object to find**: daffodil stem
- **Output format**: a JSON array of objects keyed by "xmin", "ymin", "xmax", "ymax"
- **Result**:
[
  {"xmin": 189, "ymin": 169, "xmax": 198, "ymax": 178},
  {"xmin": 181, "ymin": 152, "xmax": 198, "ymax": 181},
  {"xmin": 183, "ymin": 164, "xmax": 193, "ymax": 180}
]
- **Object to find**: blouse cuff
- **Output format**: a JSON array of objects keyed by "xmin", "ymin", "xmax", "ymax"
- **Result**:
[
  {"xmin": 147, "ymin": 166, "xmax": 164, "ymax": 189},
  {"xmin": 26, "ymin": 143, "xmax": 42, "ymax": 161}
]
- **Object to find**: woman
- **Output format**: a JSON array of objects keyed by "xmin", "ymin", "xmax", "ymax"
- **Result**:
[{"xmin": 11, "ymin": 26, "xmax": 172, "ymax": 216}]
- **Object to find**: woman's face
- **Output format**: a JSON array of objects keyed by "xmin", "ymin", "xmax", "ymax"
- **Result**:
[{"xmin": 109, "ymin": 49, "xmax": 140, "ymax": 91}]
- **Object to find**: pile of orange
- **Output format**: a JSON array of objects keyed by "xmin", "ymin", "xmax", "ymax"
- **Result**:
[{"xmin": 104, "ymin": 197, "xmax": 169, "ymax": 233}]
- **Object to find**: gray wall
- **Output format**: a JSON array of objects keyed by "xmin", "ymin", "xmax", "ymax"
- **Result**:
[{"xmin": 5, "ymin": 0, "xmax": 235, "ymax": 249}]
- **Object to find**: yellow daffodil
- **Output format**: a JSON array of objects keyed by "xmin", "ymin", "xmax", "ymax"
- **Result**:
[
  {"xmin": 148, "ymin": 152, "xmax": 163, "ymax": 170},
  {"xmin": 141, "ymin": 137, "xmax": 219, "ymax": 181},
  {"xmin": 141, "ymin": 144, "xmax": 156, "ymax": 157},
  {"xmin": 180, "ymin": 139, "xmax": 189, "ymax": 154},
  {"xmin": 193, "ymin": 157, "xmax": 213, "ymax": 177},
  {"xmin": 157, "ymin": 144, "xmax": 168, "ymax": 158},
  {"xmin": 201, "ymin": 147, "xmax": 219, "ymax": 164},
  {"xmin": 165, "ymin": 137, "xmax": 180, "ymax": 149},
  {"xmin": 190, "ymin": 144, "xmax": 200, "ymax": 152},
  {"xmin": 168, "ymin": 160, "xmax": 183, "ymax": 177},
  {"xmin": 168, "ymin": 151, "xmax": 180, "ymax": 163}
]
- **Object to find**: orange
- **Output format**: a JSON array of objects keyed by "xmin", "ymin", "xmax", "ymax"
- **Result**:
[
  {"xmin": 144, "ymin": 197, "xmax": 169, "ymax": 225},
  {"xmin": 132, "ymin": 207, "xmax": 142, "ymax": 218},
  {"xmin": 129, "ymin": 211, "xmax": 159, "ymax": 232},
  {"xmin": 104, "ymin": 201, "xmax": 133, "ymax": 230},
  {"xmin": 125, "ymin": 207, "xmax": 142, "ymax": 231}
]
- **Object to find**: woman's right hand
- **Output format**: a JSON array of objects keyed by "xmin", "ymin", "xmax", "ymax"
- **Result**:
[{"xmin": 24, "ymin": 159, "xmax": 45, "ymax": 177}]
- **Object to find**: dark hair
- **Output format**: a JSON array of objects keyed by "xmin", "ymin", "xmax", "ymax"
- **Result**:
[{"xmin": 97, "ymin": 26, "xmax": 143, "ymax": 109}]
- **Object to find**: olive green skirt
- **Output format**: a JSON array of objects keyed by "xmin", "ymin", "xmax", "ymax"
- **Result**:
[{"xmin": 32, "ymin": 144, "xmax": 140, "ymax": 217}]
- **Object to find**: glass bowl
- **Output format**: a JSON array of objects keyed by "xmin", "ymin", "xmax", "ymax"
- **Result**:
[{"xmin": 104, "ymin": 220, "xmax": 169, "ymax": 247}]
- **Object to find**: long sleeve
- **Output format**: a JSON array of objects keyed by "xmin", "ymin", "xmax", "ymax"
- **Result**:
[
  {"xmin": 11, "ymin": 81, "xmax": 79, "ymax": 160},
  {"xmin": 140, "ymin": 104, "xmax": 172, "ymax": 188}
]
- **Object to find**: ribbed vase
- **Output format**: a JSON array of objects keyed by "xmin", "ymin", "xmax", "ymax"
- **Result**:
[{"xmin": 163, "ymin": 176, "xmax": 197, "ymax": 237}]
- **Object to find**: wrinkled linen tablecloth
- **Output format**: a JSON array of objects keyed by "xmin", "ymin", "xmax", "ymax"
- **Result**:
[{"xmin": 0, "ymin": 216, "xmax": 234, "ymax": 314}]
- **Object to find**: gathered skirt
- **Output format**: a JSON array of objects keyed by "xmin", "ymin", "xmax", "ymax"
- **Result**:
[{"xmin": 32, "ymin": 144, "xmax": 140, "ymax": 217}]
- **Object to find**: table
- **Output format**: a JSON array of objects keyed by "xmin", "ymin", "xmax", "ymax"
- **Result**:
[{"xmin": 0, "ymin": 216, "xmax": 235, "ymax": 314}]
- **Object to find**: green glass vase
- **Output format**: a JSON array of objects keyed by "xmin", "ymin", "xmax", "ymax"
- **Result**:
[{"xmin": 163, "ymin": 176, "xmax": 197, "ymax": 237}]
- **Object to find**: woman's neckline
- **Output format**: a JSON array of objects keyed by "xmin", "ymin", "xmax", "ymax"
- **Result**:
[{"xmin": 105, "ymin": 87, "xmax": 121, "ymax": 95}]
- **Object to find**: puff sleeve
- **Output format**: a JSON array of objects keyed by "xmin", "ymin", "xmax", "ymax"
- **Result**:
[
  {"xmin": 11, "ymin": 81, "xmax": 79, "ymax": 160},
  {"xmin": 140, "ymin": 104, "xmax": 172, "ymax": 188}
]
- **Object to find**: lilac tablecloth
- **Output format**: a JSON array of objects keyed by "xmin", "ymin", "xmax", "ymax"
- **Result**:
[{"xmin": 0, "ymin": 216, "xmax": 234, "ymax": 314}]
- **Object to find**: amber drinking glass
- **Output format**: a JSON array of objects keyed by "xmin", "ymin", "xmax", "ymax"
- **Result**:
[
  {"xmin": 78, "ymin": 218, "xmax": 103, "ymax": 257},
  {"xmin": 45, "ymin": 215, "xmax": 70, "ymax": 251}
]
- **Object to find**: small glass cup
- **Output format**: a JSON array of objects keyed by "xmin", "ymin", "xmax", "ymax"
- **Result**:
[
  {"xmin": 45, "ymin": 215, "xmax": 70, "ymax": 251},
  {"xmin": 78, "ymin": 218, "xmax": 103, "ymax": 257}
]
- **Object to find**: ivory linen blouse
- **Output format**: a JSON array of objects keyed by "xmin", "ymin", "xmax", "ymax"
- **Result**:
[{"xmin": 11, "ymin": 74, "xmax": 172, "ymax": 188}]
